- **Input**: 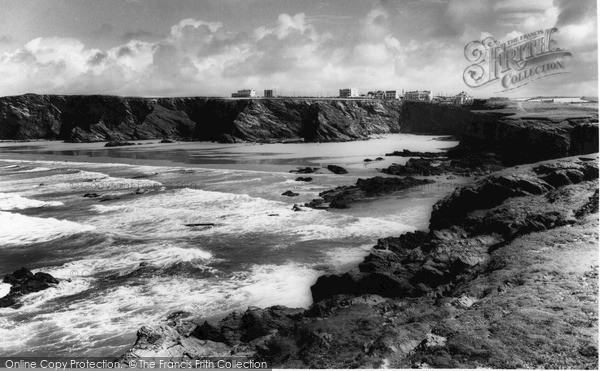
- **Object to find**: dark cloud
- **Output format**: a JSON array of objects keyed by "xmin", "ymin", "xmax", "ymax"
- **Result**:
[
  {"xmin": 88, "ymin": 51, "xmax": 108, "ymax": 66},
  {"xmin": 116, "ymin": 46, "xmax": 133, "ymax": 57},
  {"xmin": 554, "ymin": 0, "xmax": 596, "ymax": 27},
  {"xmin": 122, "ymin": 29, "xmax": 157, "ymax": 40}
]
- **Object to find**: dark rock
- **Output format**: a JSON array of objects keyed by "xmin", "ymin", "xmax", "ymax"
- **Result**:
[
  {"xmin": 83, "ymin": 192, "xmax": 100, "ymax": 198},
  {"xmin": 105, "ymin": 141, "xmax": 136, "ymax": 147},
  {"xmin": 184, "ymin": 223, "xmax": 215, "ymax": 227},
  {"xmin": 1, "ymin": 267, "xmax": 60, "ymax": 308},
  {"xmin": 364, "ymin": 158, "xmax": 373, "ymax": 162},
  {"xmin": 306, "ymin": 176, "xmax": 434, "ymax": 209},
  {"xmin": 375, "ymin": 157, "xmax": 384, "ymax": 161},
  {"xmin": 295, "ymin": 177, "xmax": 313, "ymax": 182},
  {"xmin": 282, "ymin": 190, "xmax": 299, "ymax": 197},
  {"xmin": 326, "ymin": 165, "xmax": 348, "ymax": 174},
  {"xmin": 191, "ymin": 306, "xmax": 303, "ymax": 346},
  {"xmin": 386, "ymin": 149, "xmax": 445, "ymax": 158},
  {"xmin": 430, "ymin": 158, "xmax": 599, "ymax": 230},
  {"xmin": 160, "ymin": 138, "xmax": 176, "ymax": 143},
  {"xmin": 99, "ymin": 195, "xmax": 121, "ymax": 202},
  {"xmin": 292, "ymin": 204, "xmax": 304, "ymax": 212},
  {"xmin": 290, "ymin": 167, "xmax": 319, "ymax": 174}
]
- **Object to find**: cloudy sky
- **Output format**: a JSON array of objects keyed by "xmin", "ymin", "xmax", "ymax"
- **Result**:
[{"xmin": 0, "ymin": 0, "xmax": 596, "ymax": 98}]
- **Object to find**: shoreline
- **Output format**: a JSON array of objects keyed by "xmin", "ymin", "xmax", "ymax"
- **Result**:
[{"xmin": 120, "ymin": 153, "xmax": 599, "ymax": 368}]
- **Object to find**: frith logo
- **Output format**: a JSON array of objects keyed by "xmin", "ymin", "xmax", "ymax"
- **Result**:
[{"xmin": 463, "ymin": 28, "xmax": 572, "ymax": 91}]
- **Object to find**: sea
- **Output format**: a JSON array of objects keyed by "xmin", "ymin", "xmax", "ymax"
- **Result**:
[{"xmin": 0, "ymin": 134, "xmax": 463, "ymax": 357}]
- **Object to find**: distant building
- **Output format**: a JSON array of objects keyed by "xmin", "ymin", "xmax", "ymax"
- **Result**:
[
  {"xmin": 367, "ymin": 90, "xmax": 385, "ymax": 99},
  {"xmin": 385, "ymin": 90, "xmax": 399, "ymax": 99},
  {"xmin": 264, "ymin": 89, "xmax": 276, "ymax": 98},
  {"xmin": 231, "ymin": 89, "xmax": 256, "ymax": 98},
  {"xmin": 404, "ymin": 90, "xmax": 432, "ymax": 101},
  {"xmin": 453, "ymin": 91, "xmax": 473, "ymax": 105},
  {"xmin": 339, "ymin": 88, "xmax": 359, "ymax": 98}
]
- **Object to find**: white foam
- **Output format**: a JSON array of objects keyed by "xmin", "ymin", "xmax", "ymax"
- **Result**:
[
  {"xmin": 324, "ymin": 244, "xmax": 373, "ymax": 272},
  {"xmin": 38, "ymin": 243, "xmax": 214, "ymax": 282},
  {"xmin": 0, "ymin": 193, "xmax": 63, "ymax": 210},
  {"xmin": 18, "ymin": 167, "xmax": 52, "ymax": 173},
  {"xmin": 13, "ymin": 277, "xmax": 92, "ymax": 310},
  {"xmin": 0, "ymin": 169, "xmax": 162, "ymax": 196},
  {"xmin": 0, "ymin": 283, "xmax": 10, "ymax": 298},
  {"xmin": 0, "ymin": 212, "xmax": 95, "ymax": 246},
  {"xmin": 84, "ymin": 187, "xmax": 415, "ymax": 241},
  {"xmin": 0, "ymin": 260, "xmax": 319, "ymax": 356}
]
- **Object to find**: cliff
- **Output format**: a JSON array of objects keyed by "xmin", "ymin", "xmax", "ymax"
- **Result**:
[
  {"xmin": 0, "ymin": 94, "xmax": 401, "ymax": 143},
  {"xmin": 121, "ymin": 154, "xmax": 599, "ymax": 368},
  {"xmin": 400, "ymin": 100, "xmax": 599, "ymax": 165},
  {"xmin": 1, "ymin": 94, "xmax": 596, "ymax": 166}
]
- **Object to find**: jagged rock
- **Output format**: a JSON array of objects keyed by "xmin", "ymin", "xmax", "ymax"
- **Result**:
[
  {"xmin": 326, "ymin": 165, "xmax": 348, "ymax": 174},
  {"xmin": 83, "ymin": 192, "xmax": 100, "ymax": 198},
  {"xmin": 295, "ymin": 177, "xmax": 313, "ymax": 182},
  {"xmin": 418, "ymin": 334, "xmax": 447, "ymax": 349},
  {"xmin": 190, "ymin": 306, "xmax": 303, "ymax": 346},
  {"xmin": 282, "ymin": 190, "xmax": 299, "ymax": 197},
  {"xmin": 306, "ymin": 176, "xmax": 434, "ymax": 209},
  {"xmin": 160, "ymin": 138, "xmax": 175, "ymax": 143},
  {"xmin": 0, "ymin": 267, "xmax": 60, "ymax": 308},
  {"xmin": 430, "ymin": 157, "xmax": 599, "ymax": 230}
]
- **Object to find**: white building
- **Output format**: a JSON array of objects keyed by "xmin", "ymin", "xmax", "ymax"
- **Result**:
[
  {"xmin": 453, "ymin": 91, "xmax": 473, "ymax": 105},
  {"xmin": 231, "ymin": 89, "xmax": 256, "ymax": 98},
  {"xmin": 339, "ymin": 88, "xmax": 359, "ymax": 98},
  {"xmin": 404, "ymin": 90, "xmax": 432, "ymax": 101},
  {"xmin": 367, "ymin": 90, "xmax": 385, "ymax": 99},
  {"xmin": 385, "ymin": 90, "xmax": 399, "ymax": 99}
]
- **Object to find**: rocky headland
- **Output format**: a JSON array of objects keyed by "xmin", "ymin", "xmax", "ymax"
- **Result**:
[
  {"xmin": 0, "ymin": 95, "xmax": 402, "ymax": 143},
  {"xmin": 121, "ymin": 154, "xmax": 599, "ymax": 368},
  {"xmin": 0, "ymin": 95, "xmax": 597, "ymax": 162}
]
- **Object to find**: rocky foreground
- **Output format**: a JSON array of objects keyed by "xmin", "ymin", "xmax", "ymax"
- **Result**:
[{"xmin": 121, "ymin": 154, "xmax": 599, "ymax": 368}]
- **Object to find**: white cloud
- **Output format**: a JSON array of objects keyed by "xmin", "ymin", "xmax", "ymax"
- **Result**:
[{"xmin": 0, "ymin": 2, "xmax": 595, "ymax": 98}]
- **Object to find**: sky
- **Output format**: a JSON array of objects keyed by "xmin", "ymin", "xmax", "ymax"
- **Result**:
[{"xmin": 0, "ymin": 0, "xmax": 596, "ymax": 98}]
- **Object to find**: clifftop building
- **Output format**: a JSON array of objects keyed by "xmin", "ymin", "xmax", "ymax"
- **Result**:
[
  {"xmin": 453, "ymin": 91, "xmax": 473, "ymax": 105},
  {"xmin": 264, "ymin": 89, "xmax": 276, "ymax": 98},
  {"xmin": 404, "ymin": 90, "xmax": 432, "ymax": 101},
  {"xmin": 339, "ymin": 88, "xmax": 359, "ymax": 98},
  {"xmin": 385, "ymin": 90, "xmax": 399, "ymax": 99},
  {"xmin": 231, "ymin": 89, "xmax": 256, "ymax": 98}
]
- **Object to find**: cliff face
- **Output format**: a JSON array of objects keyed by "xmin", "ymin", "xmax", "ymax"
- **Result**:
[
  {"xmin": 1, "ymin": 95, "xmax": 597, "ymax": 165},
  {"xmin": 401, "ymin": 100, "xmax": 599, "ymax": 165},
  {"xmin": 0, "ymin": 95, "xmax": 401, "ymax": 143}
]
